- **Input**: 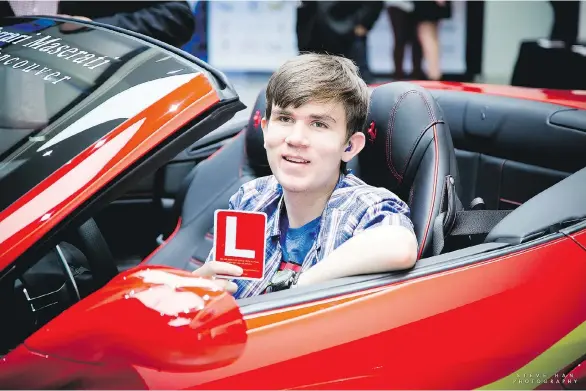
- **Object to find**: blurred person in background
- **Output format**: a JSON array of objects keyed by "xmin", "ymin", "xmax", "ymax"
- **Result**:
[
  {"xmin": 549, "ymin": 0, "xmax": 580, "ymax": 45},
  {"xmin": 296, "ymin": 1, "xmax": 383, "ymax": 83},
  {"xmin": 0, "ymin": 0, "xmax": 195, "ymax": 135},
  {"xmin": 413, "ymin": 0, "xmax": 451, "ymax": 81},
  {"xmin": 0, "ymin": 1, "xmax": 195, "ymax": 47},
  {"xmin": 385, "ymin": 0, "xmax": 423, "ymax": 80}
]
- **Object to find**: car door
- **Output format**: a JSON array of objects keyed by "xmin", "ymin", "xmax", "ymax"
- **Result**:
[{"xmin": 124, "ymin": 228, "xmax": 586, "ymax": 390}]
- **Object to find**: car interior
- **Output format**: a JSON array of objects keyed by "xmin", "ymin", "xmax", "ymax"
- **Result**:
[{"xmin": 2, "ymin": 78, "xmax": 586, "ymax": 354}]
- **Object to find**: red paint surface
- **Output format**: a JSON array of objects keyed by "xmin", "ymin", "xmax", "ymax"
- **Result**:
[
  {"xmin": 2, "ymin": 227, "xmax": 582, "ymax": 389},
  {"xmin": 571, "ymin": 228, "xmax": 586, "ymax": 249},
  {"xmin": 8, "ymin": 233, "xmax": 574, "ymax": 389},
  {"xmin": 407, "ymin": 81, "xmax": 586, "ymax": 110},
  {"xmin": 1, "ymin": 266, "xmax": 247, "ymax": 389},
  {"xmin": 168, "ymin": 236, "xmax": 585, "ymax": 390}
]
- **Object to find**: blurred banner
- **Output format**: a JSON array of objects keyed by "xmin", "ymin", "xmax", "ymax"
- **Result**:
[
  {"xmin": 206, "ymin": 0, "xmax": 467, "ymax": 75},
  {"xmin": 207, "ymin": 1, "xmax": 298, "ymax": 72}
]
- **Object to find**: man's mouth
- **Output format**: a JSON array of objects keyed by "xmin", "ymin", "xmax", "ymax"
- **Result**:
[{"xmin": 282, "ymin": 155, "xmax": 310, "ymax": 164}]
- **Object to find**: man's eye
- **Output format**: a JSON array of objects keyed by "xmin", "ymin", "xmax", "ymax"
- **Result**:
[
  {"xmin": 311, "ymin": 121, "xmax": 328, "ymax": 129},
  {"xmin": 277, "ymin": 116, "xmax": 293, "ymax": 123}
]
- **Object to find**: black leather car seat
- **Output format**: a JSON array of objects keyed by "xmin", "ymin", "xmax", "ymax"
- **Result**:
[
  {"xmin": 143, "ymin": 88, "xmax": 270, "ymax": 269},
  {"xmin": 358, "ymin": 82, "xmax": 461, "ymax": 259}
]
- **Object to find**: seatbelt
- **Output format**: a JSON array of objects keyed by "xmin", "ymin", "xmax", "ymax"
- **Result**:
[
  {"xmin": 169, "ymin": 166, "xmax": 198, "ymax": 226},
  {"xmin": 155, "ymin": 164, "xmax": 198, "ymax": 245},
  {"xmin": 432, "ymin": 209, "xmax": 512, "ymax": 256},
  {"xmin": 431, "ymin": 175, "xmax": 513, "ymax": 256}
]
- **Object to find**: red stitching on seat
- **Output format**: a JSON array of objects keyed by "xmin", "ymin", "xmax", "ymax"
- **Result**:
[
  {"xmin": 386, "ymin": 90, "xmax": 435, "ymax": 183},
  {"xmin": 417, "ymin": 125, "xmax": 440, "ymax": 260},
  {"xmin": 399, "ymin": 91, "xmax": 436, "ymax": 179},
  {"xmin": 386, "ymin": 90, "xmax": 413, "ymax": 181},
  {"xmin": 500, "ymin": 197, "xmax": 522, "ymax": 206}
]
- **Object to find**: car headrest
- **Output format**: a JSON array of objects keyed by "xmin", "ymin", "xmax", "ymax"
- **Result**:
[
  {"xmin": 245, "ymin": 86, "xmax": 271, "ymax": 176},
  {"xmin": 359, "ymin": 82, "xmax": 460, "ymax": 258}
]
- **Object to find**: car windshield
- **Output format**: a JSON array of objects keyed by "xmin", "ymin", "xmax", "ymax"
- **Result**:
[{"xmin": 0, "ymin": 17, "xmax": 204, "ymax": 215}]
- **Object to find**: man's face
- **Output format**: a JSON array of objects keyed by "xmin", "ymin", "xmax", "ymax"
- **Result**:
[{"xmin": 261, "ymin": 100, "xmax": 364, "ymax": 194}]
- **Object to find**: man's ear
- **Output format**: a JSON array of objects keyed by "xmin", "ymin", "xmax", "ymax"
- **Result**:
[
  {"xmin": 342, "ymin": 131, "xmax": 366, "ymax": 162},
  {"xmin": 261, "ymin": 117, "xmax": 268, "ymax": 148}
]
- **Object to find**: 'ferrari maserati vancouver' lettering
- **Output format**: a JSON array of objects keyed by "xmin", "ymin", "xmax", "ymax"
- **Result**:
[
  {"xmin": 0, "ymin": 48, "xmax": 71, "ymax": 84},
  {"xmin": 0, "ymin": 27, "xmax": 112, "ymax": 70},
  {"xmin": 0, "ymin": 26, "xmax": 114, "ymax": 85},
  {"xmin": 0, "ymin": 27, "xmax": 31, "ymax": 44},
  {"xmin": 21, "ymin": 35, "xmax": 112, "ymax": 69}
]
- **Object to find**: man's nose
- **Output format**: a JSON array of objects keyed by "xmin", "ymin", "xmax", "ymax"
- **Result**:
[{"xmin": 285, "ymin": 122, "xmax": 309, "ymax": 147}]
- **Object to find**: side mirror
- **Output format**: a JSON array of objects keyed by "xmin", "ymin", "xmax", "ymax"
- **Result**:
[{"xmin": 23, "ymin": 266, "xmax": 248, "ymax": 372}]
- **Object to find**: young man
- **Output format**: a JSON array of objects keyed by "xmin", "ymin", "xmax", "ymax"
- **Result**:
[{"xmin": 195, "ymin": 54, "xmax": 418, "ymax": 298}]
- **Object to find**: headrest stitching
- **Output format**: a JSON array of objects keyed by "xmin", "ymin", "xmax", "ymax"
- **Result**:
[
  {"xmin": 385, "ymin": 89, "xmax": 442, "ymax": 184},
  {"xmin": 400, "ymin": 119, "xmax": 446, "ymax": 180},
  {"xmin": 385, "ymin": 90, "xmax": 416, "ymax": 183}
]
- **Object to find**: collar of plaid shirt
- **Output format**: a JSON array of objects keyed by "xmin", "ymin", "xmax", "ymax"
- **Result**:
[{"xmin": 266, "ymin": 174, "xmax": 345, "ymax": 248}]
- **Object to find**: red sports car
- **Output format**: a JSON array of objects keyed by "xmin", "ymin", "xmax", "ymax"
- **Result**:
[{"xmin": 0, "ymin": 16, "xmax": 585, "ymax": 390}]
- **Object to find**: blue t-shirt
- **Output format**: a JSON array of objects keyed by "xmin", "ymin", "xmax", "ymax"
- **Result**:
[{"xmin": 279, "ymin": 214, "xmax": 321, "ymax": 266}]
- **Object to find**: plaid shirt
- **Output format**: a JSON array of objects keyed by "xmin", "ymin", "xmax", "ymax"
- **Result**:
[{"xmin": 206, "ymin": 172, "xmax": 415, "ymax": 299}]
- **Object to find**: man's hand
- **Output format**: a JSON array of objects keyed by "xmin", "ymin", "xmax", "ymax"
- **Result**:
[
  {"xmin": 58, "ymin": 15, "xmax": 93, "ymax": 32},
  {"xmin": 192, "ymin": 261, "xmax": 243, "ymax": 294}
]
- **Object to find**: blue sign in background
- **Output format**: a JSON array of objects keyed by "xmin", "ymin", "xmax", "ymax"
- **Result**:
[{"xmin": 181, "ymin": 0, "xmax": 208, "ymax": 62}]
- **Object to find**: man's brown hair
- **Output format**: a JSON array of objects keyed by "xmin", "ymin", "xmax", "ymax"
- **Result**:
[{"xmin": 265, "ymin": 53, "xmax": 370, "ymax": 141}]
